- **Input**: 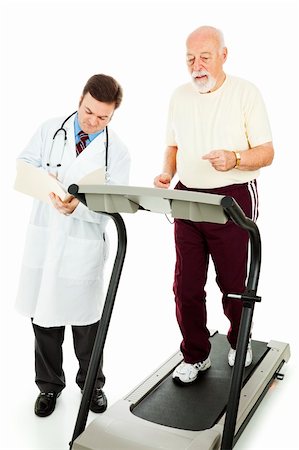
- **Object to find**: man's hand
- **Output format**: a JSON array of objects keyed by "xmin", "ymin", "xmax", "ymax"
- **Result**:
[
  {"xmin": 154, "ymin": 173, "xmax": 172, "ymax": 189},
  {"xmin": 49, "ymin": 192, "xmax": 79, "ymax": 215},
  {"xmin": 202, "ymin": 150, "xmax": 236, "ymax": 171}
]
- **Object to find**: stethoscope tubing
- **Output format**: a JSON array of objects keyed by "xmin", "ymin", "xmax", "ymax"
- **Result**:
[{"xmin": 48, "ymin": 111, "xmax": 109, "ymax": 171}]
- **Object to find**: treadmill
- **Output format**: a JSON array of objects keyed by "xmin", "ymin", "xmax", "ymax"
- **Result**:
[{"xmin": 67, "ymin": 184, "xmax": 290, "ymax": 450}]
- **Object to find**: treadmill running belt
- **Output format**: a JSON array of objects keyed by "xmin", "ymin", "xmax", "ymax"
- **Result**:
[{"xmin": 132, "ymin": 333, "xmax": 268, "ymax": 431}]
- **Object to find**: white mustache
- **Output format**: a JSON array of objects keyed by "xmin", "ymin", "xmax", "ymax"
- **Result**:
[{"xmin": 192, "ymin": 70, "xmax": 209, "ymax": 78}]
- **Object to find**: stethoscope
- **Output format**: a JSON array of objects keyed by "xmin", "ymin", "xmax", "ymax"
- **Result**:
[{"xmin": 46, "ymin": 111, "xmax": 109, "ymax": 178}]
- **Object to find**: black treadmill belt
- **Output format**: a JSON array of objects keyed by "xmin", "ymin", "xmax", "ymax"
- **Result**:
[{"xmin": 132, "ymin": 333, "xmax": 268, "ymax": 431}]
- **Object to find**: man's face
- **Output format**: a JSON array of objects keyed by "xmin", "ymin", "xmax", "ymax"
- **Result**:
[
  {"xmin": 186, "ymin": 34, "xmax": 227, "ymax": 93},
  {"xmin": 78, "ymin": 92, "xmax": 115, "ymax": 134}
]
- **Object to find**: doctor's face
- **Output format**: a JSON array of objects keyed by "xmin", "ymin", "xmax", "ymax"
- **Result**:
[{"xmin": 78, "ymin": 92, "xmax": 115, "ymax": 134}]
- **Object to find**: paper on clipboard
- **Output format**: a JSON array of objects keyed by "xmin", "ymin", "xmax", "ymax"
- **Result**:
[
  {"xmin": 14, "ymin": 160, "xmax": 68, "ymax": 204},
  {"xmin": 78, "ymin": 167, "xmax": 105, "ymax": 185},
  {"xmin": 14, "ymin": 161, "xmax": 105, "ymax": 204}
]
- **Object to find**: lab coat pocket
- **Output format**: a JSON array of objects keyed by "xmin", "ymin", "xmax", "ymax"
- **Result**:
[
  {"xmin": 22, "ymin": 224, "xmax": 49, "ymax": 268},
  {"xmin": 59, "ymin": 236, "xmax": 104, "ymax": 281}
]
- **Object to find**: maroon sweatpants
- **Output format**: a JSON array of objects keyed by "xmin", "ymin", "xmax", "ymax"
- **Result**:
[{"xmin": 173, "ymin": 180, "xmax": 258, "ymax": 364}]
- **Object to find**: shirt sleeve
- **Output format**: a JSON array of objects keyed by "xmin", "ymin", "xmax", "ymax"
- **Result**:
[
  {"xmin": 70, "ymin": 202, "xmax": 109, "ymax": 225},
  {"xmin": 17, "ymin": 123, "xmax": 45, "ymax": 167},
  {"xmin": 244, "ymin": 85, "xmax": 273, "ymax": 148},
  {"xmin": 165, "ymin": 95, "xmax": 177, "ymax": 147}
]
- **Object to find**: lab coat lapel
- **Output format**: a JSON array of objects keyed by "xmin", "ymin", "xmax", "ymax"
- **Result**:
[{"xmin": 62, "ymin": 126, "xmax": 106, "ymax": 188}]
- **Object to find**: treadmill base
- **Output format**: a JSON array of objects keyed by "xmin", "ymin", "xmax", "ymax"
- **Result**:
[{"xmin": 73, "ymin": 337, "xmax": 290, "ymax": 450}]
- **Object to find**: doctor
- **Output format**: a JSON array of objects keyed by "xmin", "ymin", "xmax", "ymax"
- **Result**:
[{"xmin": 16, "ymin": 74, "xmax": 131, "ymax": 417}]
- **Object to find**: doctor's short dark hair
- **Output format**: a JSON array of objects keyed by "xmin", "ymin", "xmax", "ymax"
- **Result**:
[{"xmin": 82, "ymin": 74, "xmax": 123, "ymax": 109}]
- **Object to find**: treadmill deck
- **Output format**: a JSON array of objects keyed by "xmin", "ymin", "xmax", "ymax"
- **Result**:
[{"xmin": 132, "ymin": 333, "xmax": 268, "ymax": 431}]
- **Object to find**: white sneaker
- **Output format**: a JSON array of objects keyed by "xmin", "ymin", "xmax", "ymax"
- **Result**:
[
  {"xmin": 172, "ymin": 357, "xmax": 211, "ymax": 384},
  {"xmin": 228, "ymin": 340, "xmax": 252, "ymax": 367}
]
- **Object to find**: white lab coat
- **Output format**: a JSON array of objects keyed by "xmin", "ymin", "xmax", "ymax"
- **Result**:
[{"xmin": 15, "ymin": 115, "xmax": 130, "ymax": 327}]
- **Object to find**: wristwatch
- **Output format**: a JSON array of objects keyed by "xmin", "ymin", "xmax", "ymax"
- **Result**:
[{"xmin": 233, "ymin": 151, "xmax": 241, "ymax": 168}]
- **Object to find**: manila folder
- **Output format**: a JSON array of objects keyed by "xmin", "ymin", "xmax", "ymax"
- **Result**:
[{"xmin": 14, "ymin": 160, "xmax": 68, "ymax": 204}]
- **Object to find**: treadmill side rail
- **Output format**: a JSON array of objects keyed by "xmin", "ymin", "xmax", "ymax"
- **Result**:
[
  {"xmin": 218, "ymin": 340, "xmax": 290, "ymax": 436},
  {"xmin": 73, "ymin": 399, "xmax": 222, "ymax": 450}
]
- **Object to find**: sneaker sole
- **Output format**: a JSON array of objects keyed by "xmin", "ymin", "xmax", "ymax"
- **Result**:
[
  {"xmin": 228, "ymin": 355, "xmax": 253, "ymax": 367},
  {"xmin": 172, "ymin": 363, "xmax": 211, "ymax": 386}
]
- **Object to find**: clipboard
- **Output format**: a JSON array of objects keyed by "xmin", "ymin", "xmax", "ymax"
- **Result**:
[{"xmin": 14, "ymin": 160, "xmax": 105, "ymax": 204}]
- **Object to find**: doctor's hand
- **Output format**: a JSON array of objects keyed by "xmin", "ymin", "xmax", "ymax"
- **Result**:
[
  {"xmin": 49, "ymin": 192, "xmax": 80, "ymax": 215},
  {"xmin": 202, "ymin": 150, "xmax": 236, "ymax": 171},
  {"xmin": 154, "ymin": 173, "xmax": 172, "ymax": 189}
]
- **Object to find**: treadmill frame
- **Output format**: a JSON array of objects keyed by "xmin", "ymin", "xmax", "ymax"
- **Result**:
[
  {"xmin": 72, "ymin": 339, "xmax": 289, "ymax": 450},
  {"xmin": 67, "ymin": 185, "xmax": 290, "ymax": 450}
]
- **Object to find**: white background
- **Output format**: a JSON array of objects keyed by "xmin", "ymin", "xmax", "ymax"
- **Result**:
[{"xmin": 0, "ymin": 0, "xmax": 298, "ymax": 449}]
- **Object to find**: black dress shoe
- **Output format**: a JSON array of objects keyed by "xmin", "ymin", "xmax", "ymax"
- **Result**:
[
  {"xmin": 90, "ymin": 388, "xmax": 107, "ymax": 413},
  {"xmin": 34, "ymin": 392, "xmax": 61, "ymax": 417}
]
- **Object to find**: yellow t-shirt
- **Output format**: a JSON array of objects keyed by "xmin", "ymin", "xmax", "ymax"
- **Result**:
[{"xmin": 166, "ymin": 75, "xmax": 272, "ymax": 188}]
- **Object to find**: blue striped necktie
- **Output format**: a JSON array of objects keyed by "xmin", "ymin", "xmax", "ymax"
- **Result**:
[{"xmin": 76, "ymin": 130, "xmax": 89, "ymax": 156}]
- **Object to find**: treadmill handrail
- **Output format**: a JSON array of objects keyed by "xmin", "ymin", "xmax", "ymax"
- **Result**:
[
  {"xmin": 220, "ymin": 196, "xmax": 262, "ymax": 450},
  {"xmin": 221, "ymin": 196, "xmax": 261, "ymax": 294},
  {"xmin": 69, "ymin": 211, "xmax": 127, "ymax": 449},
  {"xmin": 68, "ymin": 183, "xmax": 228, "ymax": 224},
  {"xmin": 68, "ymin": 183, "xmax": 226, "ymax": 206}
]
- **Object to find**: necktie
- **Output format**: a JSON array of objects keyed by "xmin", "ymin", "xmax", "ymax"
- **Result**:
[{"xmin": 76, "ymin": 130, "xmax": 89, "ymax": 156}]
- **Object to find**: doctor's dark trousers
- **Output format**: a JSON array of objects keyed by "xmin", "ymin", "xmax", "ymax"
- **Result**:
[
  {"xmin": 173, "ymin": 181, "xmax": 258, "ymax": 364},
  {"xmin": 32, "ymin": 320, "xmax": 105, "ymax": 394}
]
